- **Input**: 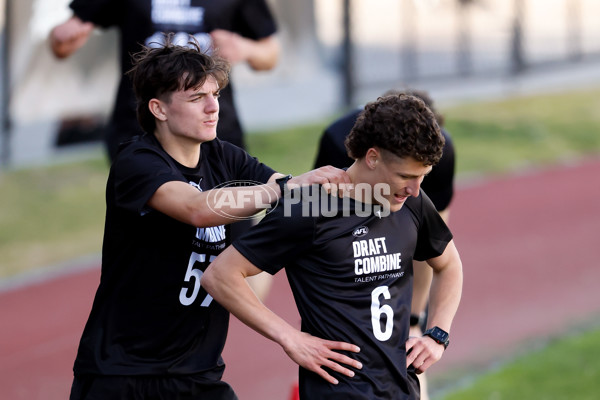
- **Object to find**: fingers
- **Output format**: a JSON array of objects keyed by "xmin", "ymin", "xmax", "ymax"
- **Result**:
[
  {"xmin": 318, "ymin": 358, "xmax": 355, "ymax": 385},
  {"xmin": 285, "ymin": 335, "xmax": 362, "ymax": 385},
  {"xmin": 325, "ymin": 341, "xmax": 362, "ymax": 370},
  {"xmin": 291, "ymin": 166, "xmax": 352, "ymax": 193},
  {"xmin": 411, "ymin": 354, "xmax": 429, "ymax": 375},
  {"xmin": 311, "ymin": 341, "xmax": 362, "ymax": 381},
  {"xmin": 405, "ymin": 336, "xmax": 444, "ymax": 374},
  {"xmin": 312, "ymin": 344, "xmax": 362, "ymax": 385}
]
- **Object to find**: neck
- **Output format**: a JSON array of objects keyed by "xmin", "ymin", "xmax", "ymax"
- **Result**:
[
  {"xmin": 345, "ymin": 161, "xmax": 374, "ymax": 204},
  {"xmin": 346, "ymin": 162, "xmax": 359, "ymax": 185},
  {"xmin": 154, "ymin": 131, "xmax": 201, "ymax": 168}
]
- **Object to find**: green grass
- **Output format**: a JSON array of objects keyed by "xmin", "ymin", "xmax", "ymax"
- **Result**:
[
  {"xmin": 439, "ymin": 327, "xmax": 600, "ymax": 400},
  {"xmin": 246, "ymin": 120, "xmax": 331, "ymax": 176},
  {"xmin": 445, "ymin": 89, "xmax": 600, "ymax": 175},
  {"xmin": 1, "ymin": 87, "xmax": 600, "ymax": 279},
  {"xmin": 0, "ymin": 157, "xmax": 108, "ymax": 278}
]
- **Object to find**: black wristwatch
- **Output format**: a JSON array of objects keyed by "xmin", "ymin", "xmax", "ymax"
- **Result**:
[
  {"xmin": 276, "ymin": 174, "xmax": 293, "ymax": 197},
  {"xmin": 423, "ymin": 327, "xmax": 450, "ymax": 349}
]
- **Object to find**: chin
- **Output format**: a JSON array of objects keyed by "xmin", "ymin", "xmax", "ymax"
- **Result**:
[
  {"xmin": 389, "ymin": 204, "xmax": 405, "ymax": 213},
  {"xmin": 203, "ymin": 132, "xmax": 218, "ymax": 142}
]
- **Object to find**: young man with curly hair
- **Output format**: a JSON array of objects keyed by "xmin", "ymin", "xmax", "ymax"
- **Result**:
[
  {"xmin": 314, "ymin": 88, "xmax": 457, "ymax": 399},
  {"xmin": 203, "ymin": 94, "xmax": 464, "ymax": 399}
]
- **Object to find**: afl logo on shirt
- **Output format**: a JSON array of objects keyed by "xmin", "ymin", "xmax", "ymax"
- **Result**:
[{"xmin": 352, "ymin": 226, "xmax": 369, "ymax": 238}]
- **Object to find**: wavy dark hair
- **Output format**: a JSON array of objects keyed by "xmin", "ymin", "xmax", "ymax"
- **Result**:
[
  {"xmin": 345, "ymin": 94, "xmax": 444, "ymax": 166},
  {"xmin": 127, "ymin": 33, "xmax": 230, "ymax": 134}
]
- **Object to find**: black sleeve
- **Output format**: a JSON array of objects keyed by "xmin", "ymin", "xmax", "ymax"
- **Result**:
[
  {"xmin": 412, "ymin": 191, "xmax": 454, "ymax": 262},
  {"xmin": 420, "ymin": 128, "xmax": 456, "ymax": 211},
  {"xmin": 233, "ymin": 192, "xmax": 315, "ymax": 275},
  {"xmin": 313, "ymin": 109, "xmax": 360, "ymax": 169},
  {"xmin": 112, "ymin": 147, "xmax": 184, "ymax": 215},
  {"xmin": 70, "ymin": 0, "xmax": 121, "ymax": 28},
  {"xmin": 217, "ymin": 140, "xmax": 276, "ymax": 183},
  {"xmin": 314, "ymin": 129, "xmax": 352, "ymax": 169},
  {"xmin": 234, "ymin": 0, "xmax": 278, "ymax": 39}
]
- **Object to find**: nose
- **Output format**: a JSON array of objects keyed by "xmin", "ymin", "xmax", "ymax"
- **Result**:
[
  {"xmin": 205, "ymin": 94, "xmax": 219, "ymax": 114},
  {"xmin": 406, "ymin": 179, "xmax": 421, "ymax": 197}
]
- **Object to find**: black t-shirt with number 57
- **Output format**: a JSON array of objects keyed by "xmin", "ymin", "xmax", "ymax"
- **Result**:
[
  {"xmin": 234, "ymin": 186, "xmax": 453, "ymax": 399},
  {"xmin": 73, "ymin": 134, "xmax": 275, "ymax": 377}
]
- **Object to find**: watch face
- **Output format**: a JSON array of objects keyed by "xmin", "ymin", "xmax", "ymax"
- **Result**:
[
  {"xmin": 426, "ymin": 327, "xmax": 449, "ymax": 344},
  {"xmin": 435, "ymin": 328, "xmax": 448, "ymax": 341}
]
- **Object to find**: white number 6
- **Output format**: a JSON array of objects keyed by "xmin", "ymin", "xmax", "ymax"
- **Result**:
[{"xmin": 371, "ymin": 285, "xmax": 394, "ymax": 341}]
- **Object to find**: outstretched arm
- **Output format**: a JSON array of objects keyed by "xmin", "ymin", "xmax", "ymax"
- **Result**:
[
  {"xmin": 210, "ymin": 30, "xmax": 279, "ymax": 70},
  {"xmin": 49, "ymin": 16, "xmax": 95, "ymax": 59},
  {"xmin": 405, "ymin": 240, "xmax": 463, "ymax": 374},
  {"xmin": 203, "ymin": 246, "xmax": 362, "ymax": 385},
  {"xmin": 148, "ymin": 167, "xmax": 351, "ymax": 228}
]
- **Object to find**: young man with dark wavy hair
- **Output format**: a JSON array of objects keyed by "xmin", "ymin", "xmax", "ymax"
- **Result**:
[{"xmin": 68, "ymin": 34, "xmax": 350, "ymax": 400}]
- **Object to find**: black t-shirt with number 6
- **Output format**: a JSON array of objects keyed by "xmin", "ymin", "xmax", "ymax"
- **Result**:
[{"xmin": 234, "ymin": 185, "xmax": 452, "ymax": 399}]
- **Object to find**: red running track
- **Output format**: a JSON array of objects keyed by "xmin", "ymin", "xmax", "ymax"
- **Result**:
[{"xmin": 1, "ymin": 158, "xmax": 600, "ymax": 399}]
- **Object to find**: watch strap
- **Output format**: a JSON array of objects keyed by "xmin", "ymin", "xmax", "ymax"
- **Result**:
[{"xmin": 276, "ymin": 174, "xmax": 292, "ymax": 197}]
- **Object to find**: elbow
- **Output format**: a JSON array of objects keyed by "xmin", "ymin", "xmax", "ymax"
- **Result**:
[
  {"xmin": 202, "ymin": 260, "xmax": 229, "ymax": 303},
  {"xmin": 49, "ymin": 40, "xmax": 71, "ymax": 59},
  {"xmin": 202, "ymin": 265, "xmax": 217, "ymax": 295},
  {"xmin": 249, "ymin": 38, "xmax": 280, "ymax": 71},
  {"xmin": 257, "ymin": 53, "xmax": 279, "ymax": 71},
  {"xmin": 187, "ymin": 208, "xmax": 222, "ymax": 229},
  {"xmin": 52, "ymin": 48, "xmax": 71, "ymax": 59}
]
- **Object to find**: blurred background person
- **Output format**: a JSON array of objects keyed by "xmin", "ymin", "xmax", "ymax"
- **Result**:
[
  {"xmin": 49, "ymin": 0, "xmax": 280, "ymax": 162},
  {"xmin": 314, "ymin": 88, "xmax": 456, "ymax": 400}
]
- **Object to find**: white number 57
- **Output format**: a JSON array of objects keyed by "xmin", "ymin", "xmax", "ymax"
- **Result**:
[{"xmin": 179, "ymin": 252, "xmax": 215, "ymax": 307}]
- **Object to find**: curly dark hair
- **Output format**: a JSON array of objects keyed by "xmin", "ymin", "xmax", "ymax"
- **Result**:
[
  {"xmin": 127, "ymin": 33, "xmax": 230, "ymax": 134},
  {"xmin": 383, "ymin": 88, "xmax": 445, "ymax": 127},
  {"xmin": 344, "ymin": 94, "xmax": 444, "ymax": 166}
]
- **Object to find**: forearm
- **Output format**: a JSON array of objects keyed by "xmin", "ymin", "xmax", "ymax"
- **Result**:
[
  {"xmin": 411, "ymin": 207, "xmax": 451, "ymax": 315},
  {"xmin": 49, "ymin": 16, "xmax": 94, "ymax": 59},
  {"xmin": 203, "ymin": 250, "xmax": 295, "ymax": 346},
  {"xmin": 411, "ymin": 260, "xmax": 433, "ymax": 315},
  {"xmin": 245, "ymin": 36, "xmax": 280, "ymax": 71},
  {"xmin": 151, "ymin": 168, "xmax": 349, "ymax": 228},
  {"xmin": 204, "ymin": 247, "xmax": 363, "ymax": 384},
  {"xmin": 149, "ymin": 180, "xmax": 282, "ymax": 228},
  {"xmin": 425, "ymin": 253, "xmax": 463, "ymax": 332}
]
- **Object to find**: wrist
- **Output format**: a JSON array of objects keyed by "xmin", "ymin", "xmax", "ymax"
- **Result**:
[
  {"xmin": 422, "ymin": 326, "xmax": 450, "ymax": 350},
  {"xmin": 275, "ymin": 174, "xmax": 292, "ymax": 197}
]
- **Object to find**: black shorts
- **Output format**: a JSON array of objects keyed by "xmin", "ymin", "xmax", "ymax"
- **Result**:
[{"xmin": 69, "ymin": 373, "xmax": 238, "ymax": 400}]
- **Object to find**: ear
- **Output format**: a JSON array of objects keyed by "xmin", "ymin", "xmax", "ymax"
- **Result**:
[
  {"xmin": 149, "ymin": 98, "xmax": 167, "ymax": 122},
  {"xmin": 365, "ymin": 148, "xmax": 380, "ymax": 169}
]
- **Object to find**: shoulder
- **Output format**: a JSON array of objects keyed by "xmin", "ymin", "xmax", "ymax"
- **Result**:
[
  {"xmin": 113, "ymin": 134, "xmax": 178, "ymax": 176},
  {"xmin": 202, "ymin": 138, "xmax": 244, "ymax": 156},
  {"xmin": 441, "ymin": 128, "xmax": 455, "ymax": 153},
  {"xmin": 325, "ymin": 108, "xmax": 362, "ymax": 137},
  {"xmin": 403, "ymin": 191, "xmax": 436, "ymax": 219},
  {"xmin": 116, "ymin": 134, "xmax": 166, "ymax": 160},
  {"xmin": 201, "ymin": 138, "xmax": 254, "ymax": 167}
]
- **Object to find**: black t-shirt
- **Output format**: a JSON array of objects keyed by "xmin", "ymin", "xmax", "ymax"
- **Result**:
[
  {"xmin": 70, "ymin": 0, "xmax": 277, "ymax": 155},
  {"xmin": 233, "ymin": 186, "xmax": 453, "ymax": 399},
  {"xmin": 314, "ymin": 108, "xmax": 456, "ymax": 211},
  {"xmin": 73, "ymin": 134, "xmax": 275, "ymax": 377}
]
